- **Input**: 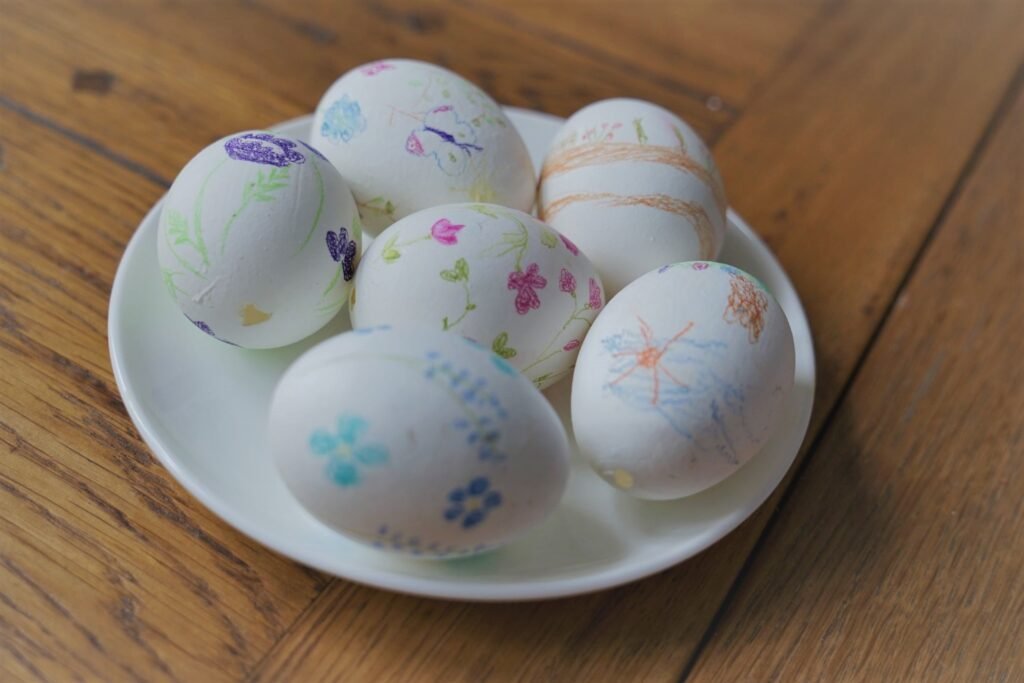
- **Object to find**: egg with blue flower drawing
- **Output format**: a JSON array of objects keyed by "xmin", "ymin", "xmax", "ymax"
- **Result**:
[
  {"xmin": 538, "ymin": 99, "xmax": 728, "ymax": 297},
  {"xmin": 268, "ymin": 327, "xmax": 570, "ymax": 557},
  {"xmin": 350, "ymin": 203, "xmax": 605, "ymax": 390},
  {"xmin": 311, "ymin": 59, "xmax": 536, "ymax": 236},
  {"xmin": 157, "ymin": 130, "xmax": 361, "ymax": 348},
  {"xmin": 571, "ymin": 262, "xmax": 795, "ymax": 500}
]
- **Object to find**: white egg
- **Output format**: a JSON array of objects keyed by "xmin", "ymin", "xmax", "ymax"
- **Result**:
[
  {"xmin": 157, "ymin": 131, "xmax": 360, "ymax": 348},
  {"xmin": 538, "ymin": 98, "xmax": 727, "ymax": 296},
  {"xmin": 311, "ymin": 59, "xmax": 535, "ymax": 235},
  {"xmin": 269, "ymin": 326, "xmax": 570, "ymax": 558},
  {"xmin": 571, "ymin": 262, "xmax": 795, "ymax": 499},
  {"xmin": 350, "ymin": 203, "xmax": 605, "ymax": 389}
]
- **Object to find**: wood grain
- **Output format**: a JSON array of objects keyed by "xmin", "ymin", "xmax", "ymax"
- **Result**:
[
  {"xmin": 250, "ymin": 2, "xmax": 1024, "ymax": 681},
  {"xmin": 0, "ymin": 0, "xmax": 728, "ymax": 185},
  {"xmin": 686, "ymin": 71, "xmax": 1024, "ymax": 683},
  {"xmin": 462, "ymin": 0, "xmax": 830, "ymax": 109},
  {"xmin": 0, "ymin": 0, "xmax": 1022, "ymax": 680},
  {"xmin": 0, "ymin": 105, "xmax": 327, "ymax": 682}
]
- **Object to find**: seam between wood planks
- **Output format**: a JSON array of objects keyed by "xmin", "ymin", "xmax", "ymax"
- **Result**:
[
  {"xmin": 676, "ymin": 58, "xmax": 1024, "ymax": 683},
  {"xmin": 451, "ymin": 0, "xmax": 739, "ymax": 119},
  {"xmin": 0, "ymin": 95, "xmax": 172, "ymax": 188}
]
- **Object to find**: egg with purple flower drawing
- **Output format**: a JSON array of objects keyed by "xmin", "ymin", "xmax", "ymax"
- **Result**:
[
  {"xmin": 311, "ymin": 59, "xmax": 536, "ymax": 236},
  {"xmin": 538, "ymin": 98, "xmax": 728, "ymax": 296},
  {"xmin": 350, "ymin": 203, "xmax": 605, "ymax": 389},
  {"xmin": 571, "ymin": 262, "xmax": 795, "ymax": 500},
  {"xmin": 157, "ymin": 131, "xmax": 361, "ymax": 348},
  {"xmin": 269, "ymin": 326, "xmax": 570, "ymax": 557}
]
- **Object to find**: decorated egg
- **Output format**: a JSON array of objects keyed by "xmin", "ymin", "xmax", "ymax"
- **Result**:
[
  {"xmin": 269, "ymin": 326, "xmax": 570, "ymax": 557},
  {"xmin": 311, "ymin": 59, "xmax": 536, "ymax": 235},
  {"xmin": 157, "ymin": 131, "xmax": 360, "ymax": 348},
  {"xmin": 538, "ymin": 98, "xmax": 727, "ymax": 296},
  {"xmin": 571, "ymin": 262, "xmax": 795, "ymax": 500},
  {"xmin": 350, "ymin": 203, "xmax": 605, "ymax": 389}
]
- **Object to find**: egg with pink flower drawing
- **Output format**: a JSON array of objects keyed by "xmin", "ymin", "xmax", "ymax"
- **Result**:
[
  {"xmin": 311, "ymin": 59, "xmax": 536, "ymax": 236},
  {"xmin": 350, "ymin": 203, "xmax": 605, "ymax": 389}
]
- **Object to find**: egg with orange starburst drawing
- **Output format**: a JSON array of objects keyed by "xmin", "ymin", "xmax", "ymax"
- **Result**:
[{"xmin": 570, "ymin": 261, "xmax": 795, "ymax": 500}]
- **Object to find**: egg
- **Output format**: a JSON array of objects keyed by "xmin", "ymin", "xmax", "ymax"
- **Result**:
[
  {"xmin": 311, "ymin": 59, "xmax": 536, "ymax": 235},
  {"xmin": 537, "ymin": 98, "xmax": 727, "ymax": 296},
  {"xmin": 269, "ymin": 326, "xmax": 570, "ymax": 557},
  {"xmin": 350, "ymin": 203, "xmax": 605, "ymax": 389},
  {"xmin": 571, "ymin": 262, "xmax": 795, "ymax": 499},
  {"xmin": 157, "ymin": 131, "xmax": 360, "ymax": 348}
]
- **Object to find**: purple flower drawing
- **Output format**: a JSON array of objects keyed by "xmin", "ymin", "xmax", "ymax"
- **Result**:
[
  {"xmin": 224, "ymin": 133, "xmax": 306, "ymax": 167},
  {"xmin": 327, "ymin": 227, "xmax": 358, "ymax": 281}
]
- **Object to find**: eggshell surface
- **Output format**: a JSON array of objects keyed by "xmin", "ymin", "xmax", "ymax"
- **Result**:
[
  {"xmin": 157, "ymin": 131, "xmax": 360, "ymax": 348},
  {"xmin": 269, "ymin": 326, "xmax": 571, "ymax": 558},
  {"xmin": 571, "ymin": 262, "xmax": 795, "ymax": 500},
  {"xmin": 350, "ymin": 203, "xmax": 605, "ymax": 389},
  {"xmin": 538, "ymin": 99, "xmax": 727, "ymax": 296},
  {"xmin": 312, "ymin": 59, "xmax": 535, "ymax": 235}
]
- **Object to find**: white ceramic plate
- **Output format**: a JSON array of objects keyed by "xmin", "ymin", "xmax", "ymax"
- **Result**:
[{"xmin": 108, "ymin": 109, "xmax": 815, "ymax": 601}]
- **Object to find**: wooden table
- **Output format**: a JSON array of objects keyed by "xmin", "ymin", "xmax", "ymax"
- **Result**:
[{"xmin": 2, "ymin": 1, "xmax": 1022, "ymax": 680}]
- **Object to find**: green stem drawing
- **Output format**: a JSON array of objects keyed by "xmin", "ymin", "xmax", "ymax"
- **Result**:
[
  {"xmin": 160, "ymin": 268, "xmax": 187, "ymax": 298},
  {"xmin": 520, "ymin": 297, "xmax": 594, "ymax": 373},
  {"xmin": 442, "ymin": 279, "xmax": 474, "ymax": 331},
  {"xmin": 220, "ymin": 166, "xmax": 289, "ymax": 256},
  {"xmin": 440, "ymin": 257, "xmax": 474, "ymax": 330},
  {"xmin": 299, "ymin": 160, "xmax": 325, "ymax": 251},
  {"xmin": 193, "ymin": 158, "xmax": 226, "ymax": 266},
  {"xmin": 381, "ymin": 233, "xmax": 431, "ymax": 262},
  {"xmin": 480, "ymin": 212, "xmax": 529, "ymax": 271},
  {"xmin": 634, "ymin": 117, "xmax": 648, "ymax": 144}
]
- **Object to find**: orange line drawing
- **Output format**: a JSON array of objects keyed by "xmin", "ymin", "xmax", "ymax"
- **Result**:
[
  {"xmin": 723, "ymin": 274, "xmax": 768, "ymax": 343},
  {"xmin": 539, "ymin": 142, "xmax": 726, "ymax": 213},
  {"xmin": 609, "ymin": 317, "xmax": 695, "ymax": 405},
  {"xmin": 540, "ymin": 192, "xmax": 715, "ymax": 258}
]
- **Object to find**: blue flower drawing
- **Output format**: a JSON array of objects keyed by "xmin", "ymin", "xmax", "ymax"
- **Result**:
[
  {"xmin": 321, "ymin": 95, "xmax": 367, "ymax": 143},
  {"xmin": 309, "ymin": 415, "xmax": 389, "ymax": 486},
  {"xmin": 423, "ymin": 351, "xmax": 509, "ymax": 461},
  {"xmin": 602, "ymin": 318, "xmax": 750, "ymax": 464},
  {"xmin": 490, "ymin": 354, "xmax": 517, "ymax": 377},
  {"xmin": 444, "ymin": 477, "xmax": 502, "ymax": 529}
]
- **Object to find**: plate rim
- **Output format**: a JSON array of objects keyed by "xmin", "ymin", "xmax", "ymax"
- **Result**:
[{"xmin": 108, "ymin": 109, "xmax": 816, "ymax": 601}]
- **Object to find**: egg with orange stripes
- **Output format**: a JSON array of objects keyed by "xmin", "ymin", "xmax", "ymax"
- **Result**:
[{"xmin": 537, "ymin": 99, "xmax": 727, "ymax": 296}]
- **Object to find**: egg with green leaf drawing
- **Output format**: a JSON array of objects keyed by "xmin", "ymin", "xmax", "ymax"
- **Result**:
[
  {"xmin": 157, "ymin": 131, "xmax": 360, "ymax": 348},
  {"xmin": 349, "ymin": 203, "xmax": 605, "ymax": 390}
]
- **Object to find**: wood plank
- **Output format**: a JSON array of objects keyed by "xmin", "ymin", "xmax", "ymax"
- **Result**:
[
  {"xmin": 0, "ymin": 0, "xmax": 728, "ymax": 186},
  {"xmin": 461, "ymin": 0, "xmax": 829, "ymax": 109},
  {"xmin": 250, "ymin": 2, "xmax": 1024, "ymax": 681},
  {"xmin": 0, "ymin": 104, "xmax": 327, "ymax": 682},
  {"xmin": 685, "ymin": 71, "xmax": 1024, "ymax": 683}
]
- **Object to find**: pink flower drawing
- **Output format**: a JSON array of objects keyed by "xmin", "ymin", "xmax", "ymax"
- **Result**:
[
  {"xmin": 588, "ymin": 277, "xmax": 603, "ymax": 310},
  {"xmin": 559, "ymin": 268, "xmax": 576, "ymax": 294},
  {"xmin": 563, "ymin": 339, "xmax": 581, "ymax": 351},
  {"xmin": 508, "ymin": 263, "xmax": 548, "ymax": 315},
  {"xmin": 692, "ymin": 262, "xmax": 710, "ymax": 271},
  {"xmin": 560, "ymin": 234, "xmax": 580, "ymax": 255},
  {"xmin": 430, "ymin": 218, "xmax": 465, "ymax": 245},
  {"xmin": 361, "ymin": 62, "xmax": 395, "ymax": 76}
]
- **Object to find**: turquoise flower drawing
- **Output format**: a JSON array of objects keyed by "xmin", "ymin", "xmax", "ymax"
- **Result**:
[
  {"xmin": 309, "ymin": 415, "xmax": 389, "ymax": 486},
  {"xmin": 321, "ymin": 95, "xmax": 367, "ymax": 143},
  {"xmin": 490, "ymin": 354, "xmax": 517, "ymax": 377},
  {"xmin": 444, "ymin": 476, "xmax": 502, "ymax": 529}
]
